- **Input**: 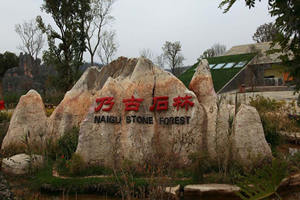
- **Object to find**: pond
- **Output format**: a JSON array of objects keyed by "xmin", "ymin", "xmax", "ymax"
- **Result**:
[{"xmin": 37, "ymin": 191, "xmax": 300, "ymax": 200}]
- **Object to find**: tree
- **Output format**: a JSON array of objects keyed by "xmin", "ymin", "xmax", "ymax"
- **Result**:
[
  {"xmin": 253, "ymin": 22, "xmax": 280, "ymax": 43},
  {"xmin": 37, "ymin": 0, "xmax": 91, "ymax": 91},
  {"xmin": 0, "ymin": 52, "xmax": 19, "ymax": 98},
  {"xmin": 200, "ymin": 43, "xmax": 227, "ymax": 59},
  {"xmin": 219, "ymin": 0, "xmax": 300, "ymax": 91},
  {"xmin": 162, "ymin": 41, "xmax": 184, "ymax": 76},
  {"xmin": 139, "ymin": 48, "xmax": 154, "ymax": 60},
  {"xmin": 154, "ymin": 54, "xmax": 165, "ymax": 69},
  {"xmin": 15, "ymin": 19, "xmax": 44, "ymax": 60},
  {"xmin": 97, "ymin": 30, "xmax": 118, "ymax": 65},
  {"xmin": 86, "ymin": 0, "xmax": 115, "ymax": 66}
]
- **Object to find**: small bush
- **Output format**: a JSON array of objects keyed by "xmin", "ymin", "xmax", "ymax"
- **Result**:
[
  {"xmin": 55, "ymin": 155, "xmax": 68, "ymax": 175},
  {"xmin": 261, "ymin": 116, "xmax": 282, "ymax": 151},
  {"xmin": 0, "ymin": 111, "xmax": 12, "ymax": 123},
  {"xmin": 45, "ymin": 107, "xmax": 55, "ymax": 117},
  {"xmin": 249, "ymin": 95, "xmax": 284, "ymax": 113},
  {"xmin": 57, "ymin": 127, "xmax": 79, "ymax": 160},
  {"xmin": 250, "ymin": 96, "xmax": 300, "ymax": 150},
  {"xmin": 68, "ymin": 153, "xmax": 86, "ymax": 176}
]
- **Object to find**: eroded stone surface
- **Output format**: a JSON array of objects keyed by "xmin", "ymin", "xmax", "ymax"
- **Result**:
[
  {"xmin": 184, "ymin": 184, "xmax": 240, "ymax": 196},
  {"xmin": 232, "ymin": 104, "xmax": 272, "ymax": 167},
  {"xmin": 76, "ymin": 58, "xmax": 205, "ymax": 167},
  {"xmin": 1, "ymin": 90, "xmax": 47, "ymax": 149},
  {"xmin": 49, "ymin": 57, "xmax": 138, "ymax": 139},
  {"xmin": 2, "ymin": 153, "xmax": 43, "ymax": 175}
]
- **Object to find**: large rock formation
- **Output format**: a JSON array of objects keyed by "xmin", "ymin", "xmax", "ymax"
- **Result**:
[
  {"xmin": 189, "ymin": 60, "xmax": 224, "ymax": 160},
  {"xmin": 232, "ymin": 104, "xmax": 272, "ymax": 166},
  {"xmin": 48, "ymin": 57, "xmax": 138, "ymax": 139},
  {"xmin": 1, "ymin": 57, "xmax": 272, "ymax": 170},
  {"xmin": 2, "ymin": 53, "xmax": 57, "ymax": 95},
  {"xmin": 1, "ymin": 90, "xmax": 47, "ymax": 150},
  {"xmin": 76, "ymin": 58, "xmax": 205, "ymax": 167}
]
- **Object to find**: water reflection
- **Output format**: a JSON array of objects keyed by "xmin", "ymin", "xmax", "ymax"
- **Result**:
[
  {"xmin": 39, "ymin": 194, "xmax": 119, "ymax": 200},
  {"xmin": 39, "ymin": 191, "xmax": 300, "ymax": 200}
]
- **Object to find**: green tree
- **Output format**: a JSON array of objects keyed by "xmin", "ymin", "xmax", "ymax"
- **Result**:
[
  {"xmin": 0, "ymin": 52, "xmax": 19, "ymax": 98},
  {"xmin": 252, "ymin": 22, "xmax": 280, "ymax": 43},
  {"xmin": 219, "ymin": 0, "xmax": 300, "ymax": 91},
  {"xmin": 36, "ymin": 0, "xmax": 91, "ymax": 92},
  {"xmin": 162, "ymin": 41, "xmax": 184, "ymax": 76}
]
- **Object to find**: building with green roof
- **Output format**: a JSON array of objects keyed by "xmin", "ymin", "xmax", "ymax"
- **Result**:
[{"xmin": 179, "ymin": 42, "xmax": 293, "ymax": 94}]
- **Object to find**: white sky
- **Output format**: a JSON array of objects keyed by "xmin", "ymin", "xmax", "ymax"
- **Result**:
[{"xmin": 0, "ymin": 0, "xmax": 273, "ymax": 66}]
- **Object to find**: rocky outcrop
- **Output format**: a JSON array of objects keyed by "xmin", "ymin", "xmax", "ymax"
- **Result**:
[
  {"xmin": 189, "ymin": 60, "xmax": 230, "ymax": 160},
  {"xmin": 189, "ymin": 59, "xmax": 217, "ymax": 106},
  {"xmin": 1, "ymin": 56, "xmax": 274, "ymax": 170},
  {"xmin": 1, "ymin": 90, "xmax": 47, "ymax": 150},
  {"xmin": 184, "ymin": 184, "xmax": 240, "ymax": 197},
  {"xmin": 49, "ymin": 57, "xmax": 138, "ymax": 139},
  {"xmin": 76, "ymin": 58, "xmax": 205, "ymax": 167},
  {"xmin": 232, "ymin": 104, "xmax": 272, "ymax": 167},
  {"xmin": 0, "ymin": 172, "xmax": 14, "ymax": 200},
  {"xmin": 1, "ymin": 154, "xmax": 44, "ymax": 175}
]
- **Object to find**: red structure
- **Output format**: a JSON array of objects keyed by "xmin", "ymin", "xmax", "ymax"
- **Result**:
[{"xmin": 0, "ymin": 100, "xmax": 5, "ymax": 110}]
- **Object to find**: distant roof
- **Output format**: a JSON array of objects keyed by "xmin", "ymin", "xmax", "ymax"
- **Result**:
[
  {"xmin": 179, "ymin": 53, "xmax": 255, "ymax": 92},
  {"xmin": 225, "ymin": 42, "xmax": 284, "ymax": 65}
]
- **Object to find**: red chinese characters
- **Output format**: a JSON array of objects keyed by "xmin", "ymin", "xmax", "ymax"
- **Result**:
[
  {"xmin": 123, "ymin": 96, "xmax": 144, "ymax": 111},
  {"xmin": 149, "ymin": 96, "xmax": 169, "ymax": 111},
  {"xmin": 173, "ymin": 95, "xmax": 194, "ymax": 111},
  {"xmin": 94, "ymin": 97, "xmax": 115, "ymax": 112},
  {"xmin": 94, "ymin": 95, "xmax": 194, "ymax": 112}
]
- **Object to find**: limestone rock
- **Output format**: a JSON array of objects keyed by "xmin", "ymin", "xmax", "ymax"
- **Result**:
[
  {"xmin": 189, "ymin": 59, "xmax": 217, "ymax": 107},
  {"xmin": 2, "ymin": 154, "xmax": 43, "ymax": 175},
  {"xmin": 184, "ymin": 184, "xmax": 240, "ymax": 197},
  {"xmin": 280, "ymin": 173, "xmax": 300, "ymax": 188},
  {"xmin": 48, "ymin": 57, "xmax": 138, "ymax": 139},
  {"xmin": 165, "ymin": 185, "xmax": 180, "ymax": 196},
  {"xmin": 189, "ymin": 59, "xmax": 219, "ymax": 159},
  {"xmin": 76, "ymin": 58, "xmax": 205, "ymax": 167},
  {"xmin": 1, "ymin": 90, "xmax": 47, "ymax": 150},
  {"xmin": 232, "ymin": 104, "xmax": 272, "ymax": 167}
]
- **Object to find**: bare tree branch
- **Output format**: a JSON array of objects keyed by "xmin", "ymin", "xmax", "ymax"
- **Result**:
[
  {"xmin": 15, "ymin": 19, "xmax": 45, "ymax": 60},
  {"xmin": 97, "ymin": 30, "xmax": 118, "ymax": 65},
  {"xmin": 86, "ymin": 0, "xmax": 115, "ymax": 65},
  {"xmin": 162, "ymin": 41, "xmax": 184, "ymax": 76}
]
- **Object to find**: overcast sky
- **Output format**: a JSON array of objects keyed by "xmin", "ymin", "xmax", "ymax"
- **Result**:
[{"xmin": 0, "ymin": 0, "xmax": 274, "ymax": 66}]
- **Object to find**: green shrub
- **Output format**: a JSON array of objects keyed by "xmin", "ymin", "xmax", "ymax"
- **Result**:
[
  {"xmin": 68, "ymin": 153, "xmax": 86, "ymax": 176},
  {"xmin": 55, "ymin": 155, "xmax": 68, "ymax": 175},
  {"xmin": 188, "ymin": 152, "xmax": 214, "ymax": 183},
  {"xmin": 261, "ymin": 116, "xmax": 282, "ymax": 151},
  {"xmin": 57, "ymin": 127, "xmax": 79, "ymax": 160},
  {"xmin": 249, "ymin": 95, "xmax": 284, "ymax": 113},
  {"xmin": 3, "ymin": 92, "xmax": 23, "ymax": 108},
  {"xmin": 236, "ymin": 159, "xmax": 287, "ymax": 200},
  {"xmin": 0, "ymin": 111, "xmax": 12, "ymax": 123}
]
